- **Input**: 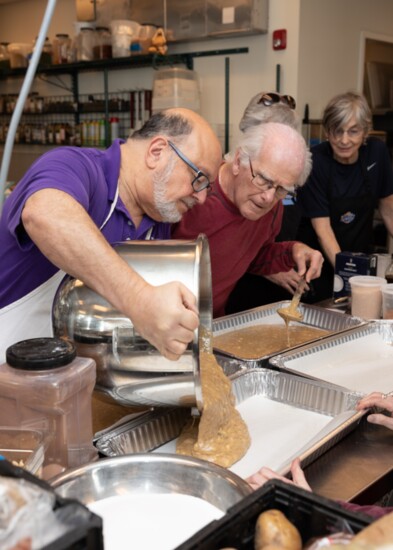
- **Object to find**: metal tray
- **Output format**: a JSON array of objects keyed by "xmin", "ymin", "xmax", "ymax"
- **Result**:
[
  {"xmin": 269, "ymin": 321, "xmax": 393, "ymax": 394},
  {"xmin": 95, "ymin": 365, "xmax": 364, "ymax": 478},
  {"xmin": 212, "ymin": 302, "xmax": 365, "ymax": 365}
]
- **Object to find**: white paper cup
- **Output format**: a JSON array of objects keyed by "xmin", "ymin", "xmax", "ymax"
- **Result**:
[
  {"xmin": 376, "ymin": 253, "xmax": 392, "ymax": 278},
  {"xmin": 349, "ymin": 275, "xmax": 387, "ymax": 319}
]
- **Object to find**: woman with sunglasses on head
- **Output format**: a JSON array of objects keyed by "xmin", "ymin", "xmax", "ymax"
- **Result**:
[{"xmin": 296, "ymin": 91, "xmax": 393, "ymax": 303}]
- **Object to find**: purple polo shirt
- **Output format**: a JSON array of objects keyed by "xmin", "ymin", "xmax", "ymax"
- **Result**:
[{"xmin": 0, "ymin": 140, "xmax": 170, "ymax": 307}]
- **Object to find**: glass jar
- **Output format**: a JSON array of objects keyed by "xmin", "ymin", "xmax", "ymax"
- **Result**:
[
  {"xmin": 0, "ymin": 41, "xmax": 10, "ymax": 70},
  {"xmin": 52, "ymin": 33, "xmax": 71, "ymax": 64},
  {"xmin": 33, "ymin": 36, "xmax": 52, "ymax": 65},
  {"xmin": 76, "ymin": 27, "xmax": 95, "ymax": 62},
  {"xmin": 93, "ymin": 26, "xmax": 112, "ymax": 60}
]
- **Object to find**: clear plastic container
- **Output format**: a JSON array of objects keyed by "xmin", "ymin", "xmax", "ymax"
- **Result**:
[
  {"xmin": 110, "ymin": 19, "xmax": 141, "ymax": 58},
  {"xmin": 7, "ymin": 43, "xmax": 32, "ymax": 68},
  {"xmin": 349, "ymin": 275, "xmax": 387, "ymax": 319},
  {"xmin": 0, "ymin": 427, "xmax": 45, "ymax": 476},
  {"xmin": 0, "ymin": 338, "xmax": 97, "ymax": 480},
  {"xmin": 76, "ymin": 27, "xmax": 95, "ymax": 61},
  {"xmin": 382, "ymin": 283, "xmax": 393, "ymax": 319},
  {"xmin": 152, "ymin": 67, "xmax": 201, "ymax": 113}
]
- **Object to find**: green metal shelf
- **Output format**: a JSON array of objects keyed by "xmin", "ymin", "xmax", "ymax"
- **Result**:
[{"xmin": 0, "ymin": 47, "xmax": 248, "ymax": 78}]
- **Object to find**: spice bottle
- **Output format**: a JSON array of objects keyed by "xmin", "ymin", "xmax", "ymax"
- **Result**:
[
  {"xmin": 0, "ymin": 338, "xmax": 97, "ymax": 479},
  {"xmin": 110, "ymin": 116, "xmax": 119, "ymax": 141}
]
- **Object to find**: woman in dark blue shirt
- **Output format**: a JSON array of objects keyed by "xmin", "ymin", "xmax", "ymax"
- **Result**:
[{"xmin": 297, "ymin": 91, "xmax": 393, "ymax": 302}]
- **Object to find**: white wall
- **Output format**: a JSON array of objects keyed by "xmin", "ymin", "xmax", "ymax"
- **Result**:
[{"xmin": 297, "ymin": 0, "xmax": 393, "ymax": 122}]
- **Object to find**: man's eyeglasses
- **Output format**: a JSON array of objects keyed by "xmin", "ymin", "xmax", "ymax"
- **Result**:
[
  {"xmin": 330, "ymin": 126, "xmax": 363, "ymax": 140},
  {"xmin": 168, "ymin": 140, "xmax": 211, "ymax": 193},
  {"xmin": 258, "ymin": 92, "xmax": 296, "ymax": 110},
  {"xmin": 249, "ymin": 157, "xmax": 297, "ymax": 199}
]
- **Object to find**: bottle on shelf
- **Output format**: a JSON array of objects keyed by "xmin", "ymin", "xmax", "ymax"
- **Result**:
[
  {"xmin": 76, "ymin": 27, "xmax": 95, "ymax": 62},
  {"xmin": 110, "ymin": 116, "xmax": 119, "ymax": 141},
  {"xmin": 385, "ymin": 254, "xmax": 393, "ymax": 284},
  {"xmin": 52, "ymin": 33, "xmax": 71, "ymax": 64}
]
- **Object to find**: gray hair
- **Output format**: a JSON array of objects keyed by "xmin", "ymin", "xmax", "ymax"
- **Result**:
[
  {"xmin": 239, "ymin": 92, "xmax": 301, "ymax": 132},
  {"xmin": 226, "ymin": 122, "xmax": 312, "ymax": 187},
  {"xmin": 322, "ymin": 91, "xmax": 372, "ymax": 135},
  {"xmin": 130, "ymin": 110, "xmax": 193, "ymax": 140}
]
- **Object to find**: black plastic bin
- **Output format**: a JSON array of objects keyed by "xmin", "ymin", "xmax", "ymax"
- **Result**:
[
  {"xmin": 176, "ymin": 479, "xmax": 373, "ymax": 549},
  {"xmin": 0, "ymin": 458, "xmax": 104, "ymax": 550}
]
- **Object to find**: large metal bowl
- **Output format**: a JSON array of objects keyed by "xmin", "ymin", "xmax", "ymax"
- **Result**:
[
  {"xmin": 52, "ymin": 236, "xmax": 212, "ymax": 410},
  {"xmin": 50, "ymin": 453, "xmax": 251, "ymax": 507},
  {"xmin": 50, "ymin": 454, "xmax": 251, "ymax": 549}
]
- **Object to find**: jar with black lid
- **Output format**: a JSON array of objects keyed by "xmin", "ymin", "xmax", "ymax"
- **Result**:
[{"xmin": 0, "ymin": 337, "xmax": 97, "ymax": 479}]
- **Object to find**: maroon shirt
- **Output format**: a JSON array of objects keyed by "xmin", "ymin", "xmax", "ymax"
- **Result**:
[{"xmin": 172, "ymin": 176, "xmax": 295, "ymax": 317}]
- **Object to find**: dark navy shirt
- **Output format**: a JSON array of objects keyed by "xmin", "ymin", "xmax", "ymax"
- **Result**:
[{"xmin": 298, "ymin": 137, "xmax": 393, "ymax": 218}]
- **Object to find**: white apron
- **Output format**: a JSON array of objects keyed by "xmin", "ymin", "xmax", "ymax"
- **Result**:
[{"xmin": 0, "ymin": 183, "xmax": 137, "ymax": 362}]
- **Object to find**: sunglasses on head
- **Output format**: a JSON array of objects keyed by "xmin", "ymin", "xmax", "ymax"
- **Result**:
[{"xmin": 258, "ymin": 92, "xmax": 296, "ymax": 110}]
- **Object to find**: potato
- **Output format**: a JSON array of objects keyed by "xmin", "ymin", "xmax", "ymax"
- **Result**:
[
  {"xmin": 350, "ymin": 511, "xmax": 393, "ymax": 548},
  {"xmin": 254, "ymin": 509, "xmax": 302, "ymax": 550}
]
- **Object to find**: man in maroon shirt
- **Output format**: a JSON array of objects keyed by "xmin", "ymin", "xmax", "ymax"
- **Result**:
[{"xmin": 172, "ymin": 117, "xmax": 323, "ymax": 318}]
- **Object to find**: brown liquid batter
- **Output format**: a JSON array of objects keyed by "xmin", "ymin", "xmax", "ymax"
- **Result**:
[
  {"xmin": 176, "ymin": 350, "xmax": 251, "ymax": 468},
  {"xmin": 214, "ymin": 324, "xmax": 329, "ymax": 359}
]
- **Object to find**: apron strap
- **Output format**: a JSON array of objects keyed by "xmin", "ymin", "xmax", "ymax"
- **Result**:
[{"xmin": 100, "ymin": 181, "xmax": 120, "ymax": 230}]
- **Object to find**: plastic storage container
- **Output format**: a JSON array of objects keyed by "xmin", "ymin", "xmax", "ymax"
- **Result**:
[
  {"xmin": 0, "ymin": 427, "xmax": 45, "ymax": 476},
  {"xmin": 110, "ymin": 19, "xmax": 141, "ymax": 58},
  {"xmin": 0, "ymin": 338, "xmax": 97, "ymax": 480},
  {"xmin": 176, "ymin": 479, "xmax": 372, "ymax": 549},
  {"xmin": 349, "ymin": 275, "xmax": 387, "ymax": 319},
  {"xmin": 0, "ymin": 459, "xmax": 104, "ymax": 550},
  {"xmin": 382, "ymin": 283, "xmax": 393, "ymax": 319},
  {"xmin": 7, "ymin": 42, "xmax": 32, "ymax": 68},
  {"xmin": 152, "ymin": 67, "xmax": 201, "ymax": 113},
  {"xmin": 76, "ymin": 26, "xmax": 95, "ymax": 61}
]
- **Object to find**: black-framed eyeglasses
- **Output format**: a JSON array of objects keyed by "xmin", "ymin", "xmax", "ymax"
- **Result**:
[
  {"xmin": 258, "ymin": 92, "xmax": 296, "ymax": 110},
  {"xmin": 248, "ymin": 157, "xmax": 297, "ymax": 199},
  {"xmin": 168, "ymin": 140, "xmax": 212, "ymax": 193}
]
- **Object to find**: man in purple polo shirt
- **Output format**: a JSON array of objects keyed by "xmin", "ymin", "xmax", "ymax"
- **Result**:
[{"xmin": 0, "ymin": 108, "xmax": 222, "ymax": 362}]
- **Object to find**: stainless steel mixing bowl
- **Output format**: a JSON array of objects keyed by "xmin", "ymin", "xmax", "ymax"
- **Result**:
[
  {"xmin": 50, "ymin": 453, "xmax": 252, "ymax": 508},
  {"xmin": 52, "ymin": 236, "xmax": 212, "ymax": 410}
]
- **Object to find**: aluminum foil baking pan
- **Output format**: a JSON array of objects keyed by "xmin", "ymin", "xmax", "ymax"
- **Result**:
[
  {"xmin": 212, "ymin": 302, "xmax": 365, "ymax": 365},
  {"xmin": 95, "ymin": 365, "xmax": 363, "ymax": 477},
  {"xmin": 269, "ymin": 321, "xmax": 393, "ymax": 394}
]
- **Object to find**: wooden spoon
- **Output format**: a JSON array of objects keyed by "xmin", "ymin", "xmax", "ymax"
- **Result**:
[{"xmin": 277, "ymin": 276, "xmax": 307, "ymax": 324}]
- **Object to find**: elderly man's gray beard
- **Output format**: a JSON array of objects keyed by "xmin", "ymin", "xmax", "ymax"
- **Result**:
[{"xmin": 153, "ymin": 158, "xmax": 197, "ymax": 223}]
